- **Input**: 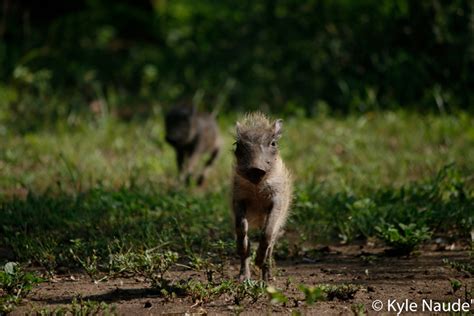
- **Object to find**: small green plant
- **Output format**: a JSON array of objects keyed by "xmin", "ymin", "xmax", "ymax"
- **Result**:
[
  {"xmin": 360, "ymin": 255, "xmax": 378, "ymax": 265},
  {"xmin": 69, "ymin": 239, "xmax": 100, "ymax": 281},
  {"xmin": 188, "ymin": 253, "xmax": 225, "ymax": 282},
  {"xmin": 444, "ymin": 277, "xmax": 472, "ymax": 302},
  {"xmin": 181, "ymin": 279, "xmax": 235, "ymax": 304},
  {"xmin": 450, "ymin": 279, "xmax": 463, "ymax": 294},
  {"xmin": 0, "ymin": 262, "xmax": 43, "ymax": 313},
  {"xmin": 266, "ymin": 286, "xmax": 289, "ymax": 305},
  {"xmin": 298, "ymin": 284, "xmax": 326, "ymax": 305},
  {"xmin": 107, "ymin": 248, "xmax": 179, "ymax": 287},
  {"xmin": 232, "ymin": 279, "xmax": 266, "ymax": 305},
  {"xmin": 443, "ymin": 259, "xmax": 474, "ymax": 276},
  {"xmin": 160, "ymin": 278, "xmax": 267, "ymax": 307},
  {"xmin": 34, "ymin": 297, "xmax": 117, "ymax": 315},
  {"xmin": 351, "ymin": 303, "xmax": 367, "ymax": 315},
  {"xmin": 376, "ymin": 223, "xmax": 431, "ymax": 256},
  {"xmin": 298, "ymin": 283, "xmax": 360, "ymax": 304},
  {"xmin": 324, "ymin": 284, "xmax": 360, "ymax": 301}
]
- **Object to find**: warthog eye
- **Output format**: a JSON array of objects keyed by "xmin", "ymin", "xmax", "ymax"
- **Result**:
[
  {"xmin": 234, "ymin": 141, "xmax": 243, "ymax": 154},
  {"xmin": 270, "ymin": 140, "xmax": 277, "ymax": 147}
]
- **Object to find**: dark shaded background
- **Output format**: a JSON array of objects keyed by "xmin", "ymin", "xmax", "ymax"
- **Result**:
[{"xmin": 1, "ymin": 0, "xmax": 473, "ymax": 129}]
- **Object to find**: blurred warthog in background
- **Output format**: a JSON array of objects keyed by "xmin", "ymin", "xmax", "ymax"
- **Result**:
[{"xmin": 165, "ymin": 104, "xmax": 221, "ymax": 186}]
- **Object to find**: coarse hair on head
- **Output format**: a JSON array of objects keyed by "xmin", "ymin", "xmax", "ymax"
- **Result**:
[{"xmin": 235, "ymin": 112, "xmax": 283, "ymax": 141}]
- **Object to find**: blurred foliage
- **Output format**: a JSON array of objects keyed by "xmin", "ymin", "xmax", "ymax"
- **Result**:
[{"xmin": 1, "ymin": 0, "xmax": 473, "ymax": 130}]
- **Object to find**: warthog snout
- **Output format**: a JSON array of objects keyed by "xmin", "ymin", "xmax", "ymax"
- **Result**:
[{"xmin": 246, "ymin": 167, "xmax": 267, "ymax": 184}]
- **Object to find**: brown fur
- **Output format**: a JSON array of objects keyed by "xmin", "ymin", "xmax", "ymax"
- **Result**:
[{"xmin": 232, "ymin": 112, "xmax": 293, "ymax": 281}]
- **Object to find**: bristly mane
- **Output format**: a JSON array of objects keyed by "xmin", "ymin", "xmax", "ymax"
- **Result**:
[{"xmin": 236, "ymin": 112, "xmax": 273, "ymax": 140}]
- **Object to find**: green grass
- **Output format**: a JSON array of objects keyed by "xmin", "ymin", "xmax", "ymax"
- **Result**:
[
  {"xmin": 0, "ymin": 111, "xmax": 473, "ymax": 295},
  {"xmin": 2, "ymin": 111, "xmax": 473, "ymax": 193}
]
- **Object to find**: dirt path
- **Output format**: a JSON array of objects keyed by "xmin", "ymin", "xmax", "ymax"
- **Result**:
[{"xmin": 13, "ymin": 246, "xmax": 473, "ymax": 315}]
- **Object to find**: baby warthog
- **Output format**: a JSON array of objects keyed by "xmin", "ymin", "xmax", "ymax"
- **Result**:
[
  {"xmin": 165, "ymin": 105, "xmax": 221, "ymax": 185},
  {"xmin": 232, "ymin": 112, "xmax": 293, "ymax": 281}
]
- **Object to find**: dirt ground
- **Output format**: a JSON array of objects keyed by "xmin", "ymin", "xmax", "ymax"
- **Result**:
[{"xmin": 13, "ymin": 245, "xmax": 473, "ymax": 315}]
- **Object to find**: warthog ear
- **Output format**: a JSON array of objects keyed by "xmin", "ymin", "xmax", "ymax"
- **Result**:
[
  {"xmin": 273, "ymin": 119, "xmax": 283, "ymax": 138},
  {"xmin": 236, "ymin": 122, "xmax": 242, "ymax": 138}
]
